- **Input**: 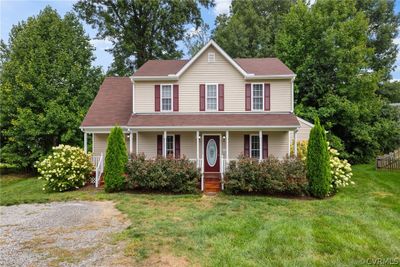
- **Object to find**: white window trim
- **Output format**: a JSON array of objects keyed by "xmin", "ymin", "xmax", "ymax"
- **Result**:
[
  {"xmin": 250, "ymin": 134, "xmax": 260, "ymax": 159},
  {"xmin": 205, "ymin": 83, "xmax": 219, "ymax": 112},
  {"xmin": 251, "ymin": 83, "xmax": 264, "ymax": 111},
  {"xmin": 166, "ymin": 134, "xmax": 175, "ymax": 156},
  {"xmin": 160, "ymin": 84, "xmax": 173, "ymax": 112}
]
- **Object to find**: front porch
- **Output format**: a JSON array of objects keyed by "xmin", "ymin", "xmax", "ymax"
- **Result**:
[{"xmin": 85, "ymin": 128, "xmax": 300, "ymax": 192}]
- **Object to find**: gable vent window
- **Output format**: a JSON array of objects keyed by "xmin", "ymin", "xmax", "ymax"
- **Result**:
[{"xmin": 208, "ymin": 52, "xmax": 215, "ymax": 63}]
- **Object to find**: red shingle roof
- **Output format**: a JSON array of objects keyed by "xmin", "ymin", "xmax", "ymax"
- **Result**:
[
  {"xmin": 81, "ymin": 77, "xmax": 132, "ymax": 127},
  {"xmin": 127, "ymin": 113, "xmax": 299, "ymax": 127},
  {"xmin": 132, "ymin": 58, "xmax": 293, "ymax": 76},
  {"xmin": 234, "ymin": 58, "xmax": 294, "ymax": 76},
  {"xmin": 133, "ymin": 59, "xmax": 189, "ymax": 76}
]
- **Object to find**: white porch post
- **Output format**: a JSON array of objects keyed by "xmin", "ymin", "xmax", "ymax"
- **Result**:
[
  {"xmin": 129, "ymin": 130, "xmax": 133, "ymax": 154},
  {"xmin": 225, "ymin": 130, "xmax": 229, "ymax": 163},
  {"xmin": 196, "ymin": 131, "xmax": 200, "ymax": 168},
  {"xmin": 163, "ymin": 131, "xmax": 167, "ymax": 157},
  {"xmin": 84, "ymin": 132, "xmax": 87, "ymax": 154},
  {"xmin": 259, "ymin": 130, "xmax": 263, "ymax": 162},
  {"xmin": 294, "ymin": 130, "xmax": 298, "ymax": 157},
  {"xmin": 136, "ymin": 131, "xmax": 139, "ymax": 154}
]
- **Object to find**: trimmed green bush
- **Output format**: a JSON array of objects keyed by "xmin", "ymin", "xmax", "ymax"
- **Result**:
[
  {"xmin": 126, "ymin": 154, "xmax": 200, "ymax": 193},
  {"xmin": 306, "ymin": 118, "xmax": 331, "ymax": 198},
  {"xmin": 35, "ymin": 145, "xmax": 93, "ymax": 192},
  {"xmin": 104, "ymin": 126, "xmax": 128, "ymax": 192},
  {"xmin": 224, "ymin": 156, "xmax": 308, "ymax": 196}
]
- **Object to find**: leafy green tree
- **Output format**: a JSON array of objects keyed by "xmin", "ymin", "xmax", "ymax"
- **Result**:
[
  {"xmin": 0, "ymin": 7, "xmax": 103, "ymax": 169},
  {"xmin": 213, "ymin": 0, "xmax": 294, "ymax": 58},
  {"xmin": 104, "ymin": 126, "xmax": 128, "ymax": 192},
  {"xmin": 356, "ymin": 0, "xmax": 400, "ymax": 81},
  {"xmin": 276, "ymin": 0, "xmax": 400, "ymax": 162},
  {"xmin": 378, "ymin": 81, "xmax": 400, "ymax": 103},
  {"xmin": 73, "ymin": 0, "xmax": 215, "ymax": 75},
  {"xmin": 307, "ymin": 118, "xmax": 331, "ymax": 198}
]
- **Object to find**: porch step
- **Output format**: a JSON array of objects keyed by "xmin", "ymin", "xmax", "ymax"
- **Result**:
[{"xmin": 204, "ymin": 172, "xmax": 221, "ymax": 193}]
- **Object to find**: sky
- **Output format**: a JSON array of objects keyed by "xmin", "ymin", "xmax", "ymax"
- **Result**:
[{"xmin": 1, "ymin": 0, "xmax": 399, "ymax": 79}]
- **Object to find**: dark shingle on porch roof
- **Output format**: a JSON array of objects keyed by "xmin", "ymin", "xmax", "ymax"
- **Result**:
[{"xmin": 81, "ymin": 77, "xmax": 132, "ymax": 127}]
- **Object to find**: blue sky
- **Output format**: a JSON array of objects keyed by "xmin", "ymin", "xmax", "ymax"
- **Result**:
[{"xmin": 1, "ymin": 0, "xmax": 399, "ymax": 79}]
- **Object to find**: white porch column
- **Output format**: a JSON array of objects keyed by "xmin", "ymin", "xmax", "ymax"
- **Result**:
[
  {"xmin": 129, "ymin": 130, "xmax": 133, "ymax": 154},
  {"xmin": 84, "ymin": 132, "xmax": 87, "ymax": 154},
  {"xmin": 196, "ymin": 131, "xmax": 200, "ymax": 168},
  {"xmin": 259, "ymin": 130, "xmax": 263, "ymax": 162},
  {"xmin": 225, "ymin": 130, "xmax": 229, "ymax": 163},
  {"xmin": 294, "ymin": 130, "xmax": 298, "ymax": 157},
  {"xmin": 163, "ymin": 131, "xmax": 167, "ymax": 157},
  {"xmin": 136, "ymin": 131, "xmax": 139, "ymax": 154}
]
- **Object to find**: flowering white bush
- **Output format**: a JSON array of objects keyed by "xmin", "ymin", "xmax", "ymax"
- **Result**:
[
  {"xmin": 328, "ymin": 146, "xmax": 354, "ymax": 192},
  {"xmin": 35, "ymin": 145, "xmax": 93, "ymax": 192}
]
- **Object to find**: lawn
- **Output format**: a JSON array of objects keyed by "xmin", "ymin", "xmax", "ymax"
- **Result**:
[{"xmin": 1, "ymin": 165, "xmax": 399, "ymax": 266}]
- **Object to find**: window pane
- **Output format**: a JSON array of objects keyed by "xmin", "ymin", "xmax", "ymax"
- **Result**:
[
  {"xmin": 162, "ymin": 99, "xmax": 171, "ymax": 111},
  {"xmin": 166, "ymin": 136, "xmax": 174, "ymax": 155},
  {"xmin": 207, "ymin": 98, "xmax": 217, "ymax": 110},
  {"xmin": 206, "ymin": 84, "xmax": 217, "ymax": 110},
  {"xmin": 207, "ymin": 85, "xmax": 217, "ymax": 97},
  {"xmin": 252, "ymin": 84, "xmax": 263, "ymax": 110},
  {"xmin": 162, "ymin": 86, "xmax": 171, "ymax": 97},
  {"xmin": 251, "ymin": 136, "xmax": 260, "ymax": 158}
]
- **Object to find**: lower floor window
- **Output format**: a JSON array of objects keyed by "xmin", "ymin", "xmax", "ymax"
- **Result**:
[
  {"xmin": 166, "ymin": 135, "xmax": 174, "ymax": 156},
  {"xmin": 250, "ymin": 135, "xmax": 260, "ymax": 158}
]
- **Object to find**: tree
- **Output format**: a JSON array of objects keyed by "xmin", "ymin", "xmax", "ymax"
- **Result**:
[
  {"xmin": 73, "ymin": 0, "xmax": 215, "ymax": 75},
  {"xmin": 276, "ymin": 0, "xmax": 400, "ymax": 163},
  {"xmin": 183, "ymin": 22, "xmax": 210, "ymax": 57},
  {"xmin": 213, "ymin": 0, "xmax": 294, "ymax": 58},
  {"xmin": 378, "ymin": 81, "xmax": 400, "ymax": 103},
  {"xmin": 356, "ymin": 0, "xmax": 400, "ymax": 81},
  {"xmin": 0, "ymin": 7, "xmax": 103, "ymax": 169},
  {"xmin": 104, "ymin": 126, "xmax": 128, "ymax": 192},
  {"xmin": 307, "ymin": 118, "xmax": 331, "ymax": 198}
]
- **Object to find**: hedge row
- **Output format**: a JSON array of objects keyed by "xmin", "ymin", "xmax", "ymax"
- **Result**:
[{"xmin": 224, "ymin": 156, "xmax": 308, "ymax": 196}]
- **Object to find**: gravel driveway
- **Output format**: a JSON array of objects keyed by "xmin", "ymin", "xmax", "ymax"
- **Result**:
[{"xmin": 0, "ymin": 201, "xmax": 132, "ymax": 267}]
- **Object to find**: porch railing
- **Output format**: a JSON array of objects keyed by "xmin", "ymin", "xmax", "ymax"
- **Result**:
[{"xmin": 91, "ymin": 153, "xmax": 104, "ymax": 188}]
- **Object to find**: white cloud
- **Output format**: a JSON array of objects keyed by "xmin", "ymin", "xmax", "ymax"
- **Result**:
[
  {"xmin": 213, "ymin": 0, "xmax": 231, "ymax": 15},
  {"xmin": 89, "ymin": 38, "xmax": 113, "ymax": 50}
]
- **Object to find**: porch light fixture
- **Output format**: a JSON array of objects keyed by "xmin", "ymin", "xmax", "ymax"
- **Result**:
[{"xmin": 222, "ymin": 135, "xmax": 226, "ymax": 140}]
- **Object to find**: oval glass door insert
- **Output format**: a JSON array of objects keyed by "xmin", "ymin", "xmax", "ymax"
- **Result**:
[{"xmin": 206, "ymin": 139, "xmax": 217, "ymax": 167}]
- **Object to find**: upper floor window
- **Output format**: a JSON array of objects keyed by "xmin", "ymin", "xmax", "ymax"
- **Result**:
[
  {"xmin": 206, "ymin": 84, "xmax": 218, "ymax": 111},
  {"xmin": 166, "ymin": 135, "xmax": 175, "ymax": 156},
  {"xmin": 161, "ymin": 84, "xmax": 172, "ymax": 111},
  {"xmin": 252, "ymin": 83, "xmax": 264, "ymax": 111},
  {"xmin": 250, "ymin": 135, "xmax": 260, "ymax": 158}
]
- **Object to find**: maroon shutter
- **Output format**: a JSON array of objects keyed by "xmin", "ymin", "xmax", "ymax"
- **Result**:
[
  {"xmin": 218, "ymin": 84, "xmax": 224, "ymax": 111},
  {"xmin": 244, "ymin": 134, "xmax": 250, "ymax": 157},
  {"xmin": 264, "ymin": 83, "xmax": 270, "ymax": 111},
  {"xmin": 199, "ymin": 84, "xmax": 205, "ymax": 111},
  {"xmin": 157, "ymin": 135, "xmax": 163, "ymax": 156},
  {"xmin": 155, "ymin": 85, "xmax": 160, "ymax": 112},
  {"xmin": 245, "ymin": 84, "xmax": 251, "ymax": 111},
  {"xmin": 173, "ymin": 84, "xmax": 179, "ymax": 111},
  {"xmin": 262, "ymin": 135, "xmax": 268, "ymax": 159},
  {"xmin": 175, "ymin": 135, "xmax": 180, "ymax": 159}
]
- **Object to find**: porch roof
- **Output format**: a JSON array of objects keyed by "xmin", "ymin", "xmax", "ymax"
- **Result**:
[{"xmin": 127, "ymin": 113, "xmax": 300, "ymax": 128}]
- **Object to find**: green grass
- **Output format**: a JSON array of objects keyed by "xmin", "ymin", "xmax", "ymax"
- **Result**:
[{"xmin": 1, "ymin": 165, "xmax": 399, "ymax": 266}]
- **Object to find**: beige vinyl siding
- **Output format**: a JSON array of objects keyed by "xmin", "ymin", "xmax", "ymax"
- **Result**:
[
  {"xmin": 297, "ymin": 120, "xmax": 312, "ymax": 141},
  {"xmin": 180, "ymin": 132, "xmax": 197, "ymax": 159},
  {"xmin": 138, "ymin": 132, "xmax": 158, "ymax": 158},
  {"xmin": 92, "ymin": 133, "xmax": 131, "ymax": 156},
  {"xmin": 134, "ymin": 46, "xmax": 292, "ymax": 113}
]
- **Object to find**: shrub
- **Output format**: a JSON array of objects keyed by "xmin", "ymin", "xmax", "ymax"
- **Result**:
[
  {"xmin": 35, "ymin": 145, "xmax": 93, "ymax": 192},
  {"xmin": 224, "ymin": 155, "xmax": 308, "ymax": 196},
  {"xmin": 126, "ymin": 154, "xmax": 200, "ymax": 193},
  {"xmin": 306, "ymin": 118, "xmax": 331, "ymax": 198},
  {"xmin": 104, "ymin": 126, "xmax": 128, "ymax": 192},
  {"xmin": 329, "ymin": 146, "xmax": 354, "ymax": 192},
  {"xmin": 290, "ymin": 140, "xmax": 308, "ymax": 160}
]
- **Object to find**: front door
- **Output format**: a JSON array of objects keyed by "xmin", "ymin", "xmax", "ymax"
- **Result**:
[{"xmin": 204, "ymin": 135, "xmax": 220, "ymax": 172}]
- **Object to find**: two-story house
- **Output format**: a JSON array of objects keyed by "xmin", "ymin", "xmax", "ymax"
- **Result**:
[{"xmin": 81, "ymin": 40, "xmax": 312, "ymax": 192}]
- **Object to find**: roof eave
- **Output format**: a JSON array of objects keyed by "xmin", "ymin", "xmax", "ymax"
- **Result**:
[
  {"xmin": 245, "ymin": 74, "xmax": 296, "ymax": 80},
  {"xmin": 131, "ymin": 75, "xmax": 178, "ymax": 81}
]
